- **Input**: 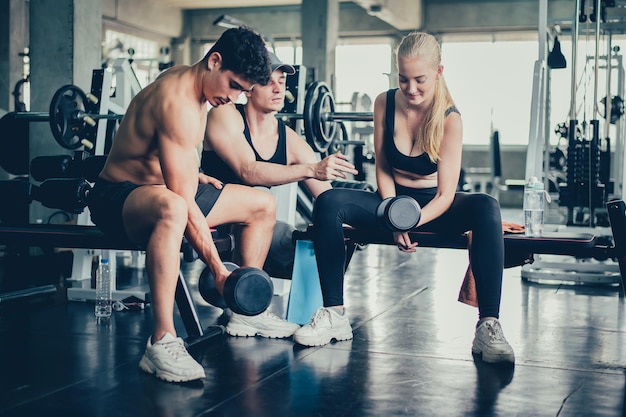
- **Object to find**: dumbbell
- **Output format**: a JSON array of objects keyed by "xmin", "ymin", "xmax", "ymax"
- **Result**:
[
  {"xmin": 198, "ymin": 262, "xmax": 274, "ymax": 316},
  {"xmin": 376, "ymin": 195, "xmax": 421, "ymax": 232}
]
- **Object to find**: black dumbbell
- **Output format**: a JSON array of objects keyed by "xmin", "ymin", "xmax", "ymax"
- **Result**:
[
  {"xmin": 198, "ymin": 262, "xmax": 274, "ymax": 316},
  {"xmin": 376, "ymin": 195, "xmax": 421, "ymax": 232}
]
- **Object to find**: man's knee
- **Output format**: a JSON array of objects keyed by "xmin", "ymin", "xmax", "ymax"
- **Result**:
[
  {"xmin": 253, "ymin": 190, "xmax": 276, "ymax": 221},
  {"xmin": 154, "ymin": 193, "xmax": 188, "ymax": 226}
]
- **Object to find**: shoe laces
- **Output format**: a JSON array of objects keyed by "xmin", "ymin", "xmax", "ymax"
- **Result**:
[
  {"xmin": 484, "ymin": 320, "xmax": 506, "ymax": 342},
  {"xmin": 309, "ymin": 307, "xmax": 331, "ymax": 328},
  {"xmin": 159, "ymin": 338, "xmax": 189, "ymax": 360}
]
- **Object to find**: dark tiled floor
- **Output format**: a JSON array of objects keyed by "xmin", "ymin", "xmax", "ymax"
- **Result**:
[{"xmin": 1, "ymin": 222, "xmax": 626, "ymax": 416}]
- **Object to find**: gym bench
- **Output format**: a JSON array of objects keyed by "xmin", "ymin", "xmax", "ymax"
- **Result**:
[
  {"xmin": 293, "ymin": 199, "xmax": 626, "ymax": 288},
  {"xmin": 0, "ymin": 223, "xmax": 235, "ymax": 347}
]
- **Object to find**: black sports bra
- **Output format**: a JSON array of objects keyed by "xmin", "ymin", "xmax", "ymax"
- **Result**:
[
  {"xmin": 200, "ymin": 104, "xmax": 288, "ymax": 184},
  {"xmin": 383, "ymin": 89, "xmax": 459, "ymax": 176}
]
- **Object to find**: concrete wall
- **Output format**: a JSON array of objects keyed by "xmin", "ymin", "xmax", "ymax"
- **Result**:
[
  {"xmin": 0, "ymin": 0, "xmax": 28, "ymax": 114},
  {"xmin": 186, "ymin": 3, "xmax": 394, "ymax": 48},
  {"xmin": 423, "ymin": 0, "xmax": 575, "ymax": 34},
  {"xmin": 102, "ymin": 0, "xmax": 183, "ymax": 41}
]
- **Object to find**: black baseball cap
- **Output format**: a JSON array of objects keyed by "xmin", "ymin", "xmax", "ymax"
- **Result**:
[{"xmin": 270, "ymin": 52, "xmax": 296, "ymax": 75}]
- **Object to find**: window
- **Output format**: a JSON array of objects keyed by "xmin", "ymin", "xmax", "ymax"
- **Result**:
[
  {"xmin": 442, "ymin": 40, "xmax": 537, "ymax": 146},
  {"xmin": 103, "ymin": 30, "xmax": 161, "ymax": 87},
  {"xmin": 442, "ymin": 35, "xmax": 626, "ymax": 147},
  {"xmin": 334, "ymin": 43, "xmax": 392, "ymax": 112}
]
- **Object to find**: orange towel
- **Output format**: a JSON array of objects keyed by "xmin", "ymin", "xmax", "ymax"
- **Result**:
[{"xmin": 457, "ymin": 221, "xmax": 528, "ymax": 307}]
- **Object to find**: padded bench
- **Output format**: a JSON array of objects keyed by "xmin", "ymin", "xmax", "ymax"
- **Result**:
[
  {"xmin": 0, "ymin": 223, "xmax": 235, "ymax": 347},
  {"xmin": 294, "ymin": 199, "xmax": 626, "ymax": 287}
]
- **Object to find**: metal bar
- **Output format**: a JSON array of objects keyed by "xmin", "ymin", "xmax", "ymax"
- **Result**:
[
  {"xmin": 336, "ymin": 140, "xmax": 366, "ymax": 146},
  {"xmin": 276, "ymin": 111, "xmax": 373, "ymax": 122},
  {"xmin": 570, "ymin": 0, "xmax": 580, "ymax": 120},
  {"xmin": 80, "ymin": 112, "xmax": 123, "ymax": 120},
  {"xmin": 0, "ymin": 284, "xmax": 57, "ymax": 303},
  {"xmin": 12, "ymin": 111, "xmax": 123, "ymax": 121},
  {"xmin": 175, "ymin": 271, "xmax": 203, "ymax": 338},
  {"xmin": 323, "ymin": 112, "xmax": 373, "ymax": 121},
  {"xmin": 605, "ymin": 34, "xmax": 613, "ymax": 139},
  {"xmin": 13, "ymin": 112, "xmax": 50, "ymax": 121},
  {"xmin": 592, "ymin": 0, "xmax": 601, "ymax": 120},
  {"xmin": 276, "ymin": 113, "xmax": 303, "ymax": 120}
]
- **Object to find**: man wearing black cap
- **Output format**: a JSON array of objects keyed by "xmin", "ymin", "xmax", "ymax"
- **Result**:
[{"xmin": 202, "ymin": 52, "xmax": 357, "ymax": 338}]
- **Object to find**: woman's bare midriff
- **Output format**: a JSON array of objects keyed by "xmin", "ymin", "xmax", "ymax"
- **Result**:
[{"xmin": 393, "ymin": 168, "xmax": 437, "ymax": 189}]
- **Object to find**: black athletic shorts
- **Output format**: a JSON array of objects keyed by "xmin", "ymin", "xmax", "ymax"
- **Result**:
[{"xmin": 87, "ymin": 179, "xmax": 223, "ymax": 240}]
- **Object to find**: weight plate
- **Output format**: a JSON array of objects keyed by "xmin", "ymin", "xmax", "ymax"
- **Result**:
[
  {"xmin": 313, "ymin": 91, "xmax": 337, "ymax": 153},
  {"xmin": 304, "ymin": 81, "xmax": 334, "ymax": 153},
  {"xmin": 49, "ymin": 85, "xmax": 90, "ymax": 150},
  {"xmin": 328, "ymin": 121, "xmax": 348, "ymax": 155}
]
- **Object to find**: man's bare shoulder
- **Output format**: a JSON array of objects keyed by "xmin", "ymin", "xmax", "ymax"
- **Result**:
[
  {"xmin": 207, "ymin": 103, "xmax": 240, "ymax": 122},
  {"xmin": 155, "ymin": 65, "xmax": 190, "ymax": 81},
  {"xmin": 157, "ymin": 69, "xmax": 197, "ymax": 101},
  {"xmin": 206, "ymin": 104, "xmax": 243, "ymax": 137}
]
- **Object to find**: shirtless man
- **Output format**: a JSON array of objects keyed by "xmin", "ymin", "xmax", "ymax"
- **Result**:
[
  {"xmin": 87, "ymin": 27, "xmax": 276, "ymax": 383},
  {"xmin": 202, "ymin": 53, "xmax": 357, "ymax": 338}
]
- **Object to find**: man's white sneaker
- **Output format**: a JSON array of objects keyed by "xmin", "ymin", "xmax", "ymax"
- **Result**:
[
  {"xmin": 226, "ymin": 310, "xmax": 300, "ymax": 338},
  {"xmin": 293, "ymin": 307, "xmax": 353, "ymax": 347},
  {"xmin": 139, "ymin": 333, "xmax": 206, "ymax": 382},
  {"xmin": 471, "ymin": 319, "xmax": 515, "ymax": 363}
]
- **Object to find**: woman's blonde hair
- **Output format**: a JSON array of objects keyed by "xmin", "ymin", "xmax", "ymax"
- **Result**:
[{"xmin": 396, "ymin": 32, "xmax": 456, "ymax": 162}]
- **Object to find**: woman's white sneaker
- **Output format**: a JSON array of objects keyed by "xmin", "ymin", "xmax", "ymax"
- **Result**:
[
  {"xmin": 293, "ymin": 307, "xmax": 353, "ymax": 347},
  {"xmin": 226, "ymin": 310, "xmax": 300, "ymax": 338},
  {"xmin": 471, "ymin": 319, "xmax": 515, "ymax": 363}
]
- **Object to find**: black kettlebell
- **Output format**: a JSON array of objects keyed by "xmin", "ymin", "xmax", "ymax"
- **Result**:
[
  {"xmin": 198, "ymin": 262, "xmax": 274, "ymax": 316},
  {"xmin": 376, "ymin": 195, "xmax": 421, "ymax": 232}
]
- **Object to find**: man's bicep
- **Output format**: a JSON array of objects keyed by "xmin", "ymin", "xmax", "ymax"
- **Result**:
[
  {"xmin": 158, "ymin": 120, "xmax": 204, "ymax": 200},
  {"xmin": 210, "ymin": 129, "xmax": 257, "ymax": 175}
]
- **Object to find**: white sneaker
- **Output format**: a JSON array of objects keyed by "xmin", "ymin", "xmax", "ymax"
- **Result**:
[
  {"xmin": 293, "ymin": 307, "xmax": 353, "ymax": 347},
  {"xmin": 139, "ymin": 333, "xmax": 206, "ymax": 382},
  {"xmin": 226, "ymin": 310, "xmax": 300, "ymax": 338},
  {"xmin": 471, "ymin": 319, "xmax": 515, "ymax": 363}
]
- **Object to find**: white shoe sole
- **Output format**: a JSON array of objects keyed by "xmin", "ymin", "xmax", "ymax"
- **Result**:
[
  {"xmin": 139, "ymin": 354, "xmax": 206, "ymax": 382},
  {"xmin": 293, "ymin": 329, "xmax": 353, "ymax": 347},
  {"xmin": 472, "ymin": 345, "xmax": 515, "ymax": 364},
  {"xmin": 226, "ymin": 322, "xmax": 298, "ymax": 339}
]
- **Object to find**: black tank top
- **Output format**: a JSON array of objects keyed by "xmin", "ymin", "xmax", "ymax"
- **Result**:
[
  {"xmin": 383, "ymin": 88, "xmax": 459, "ymax": 176},
  {"xmin": 201, "ymin": 103, "xmax": 288, "ymax": 184}
]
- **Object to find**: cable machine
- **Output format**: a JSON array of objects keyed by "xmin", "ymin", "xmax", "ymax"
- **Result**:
[{"xmin": 521, "ymin": 0, "xmax": 623, "ymax": 285}]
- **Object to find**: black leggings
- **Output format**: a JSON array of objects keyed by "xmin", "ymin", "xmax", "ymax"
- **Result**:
[{"xmin": 312, "ymin": 186, "xmax": 504, "ymax": 319}]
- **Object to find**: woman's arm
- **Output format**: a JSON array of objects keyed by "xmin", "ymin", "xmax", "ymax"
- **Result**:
[
  {"xmin": 373, "ymin": 91, "xmax": 396, "ymax": 199},
  {"xmin": 416, "ymin": 112, "xmax": 463, "ymax": 227}
]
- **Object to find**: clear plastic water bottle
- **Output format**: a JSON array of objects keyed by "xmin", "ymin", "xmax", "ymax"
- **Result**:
[
  {"xmin": 95, "ymin": 257, "xmax": 112, "ymax": 318},
  {"xmin": 523, "ymin": 176, "xmax": 546, "ymax": 237}
]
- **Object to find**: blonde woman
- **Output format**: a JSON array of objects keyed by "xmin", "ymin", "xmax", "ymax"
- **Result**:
[{"xmin": 294, "ymin": 32, "xmax": 515, "ymax": 365}]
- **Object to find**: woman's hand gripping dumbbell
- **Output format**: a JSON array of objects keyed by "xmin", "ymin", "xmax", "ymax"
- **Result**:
[{"xmin": 376, "ymin": 195, "xmax": 422, "ymax": 252}]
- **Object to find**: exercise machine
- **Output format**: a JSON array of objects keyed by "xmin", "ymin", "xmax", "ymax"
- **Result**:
[{"xmin": 521, "ymin": 0, "xmax": 624, "ymax": 285}]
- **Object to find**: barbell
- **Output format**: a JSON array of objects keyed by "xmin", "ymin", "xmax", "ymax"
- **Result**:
[
  {"xmin": 4, "ymin": 81, "xmax": 369, "ymax": 158},
  {"xmin": 6, "ymin": 84, "xmax": 123, "ymax": 151},
  {"xmin": 276, "ymin": 81, "xmax": 373, "ymax": 154}
]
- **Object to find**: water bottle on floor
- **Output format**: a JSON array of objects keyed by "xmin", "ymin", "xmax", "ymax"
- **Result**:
[
  {"xmin": 95, "ymin": 256, "xmax": 112, "ymax": 318},
  {"xmin": 523, "ymin": 177, "xmax": 548, "ymax": 237}
]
